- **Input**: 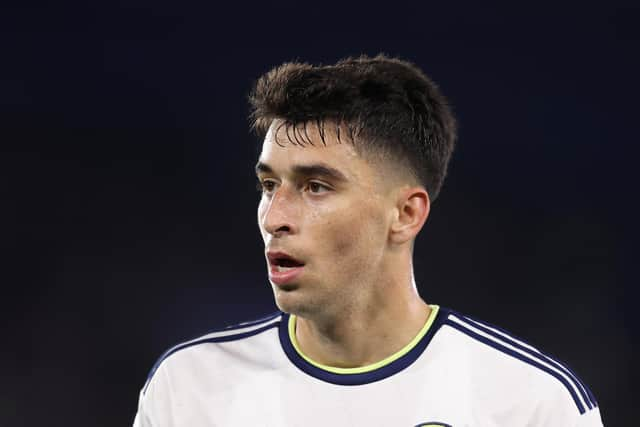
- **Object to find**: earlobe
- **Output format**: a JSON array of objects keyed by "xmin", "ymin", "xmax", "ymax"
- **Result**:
[{"xmin": 389, "ymin": 188, "xmax": 430, "ymax": 244}]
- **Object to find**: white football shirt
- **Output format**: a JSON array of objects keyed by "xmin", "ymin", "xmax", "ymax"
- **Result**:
[{"xmin": 133, "ymin": 306, "xmax": 603, "ymax": 427}]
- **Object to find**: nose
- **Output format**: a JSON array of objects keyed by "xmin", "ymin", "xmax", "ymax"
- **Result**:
[{"xmin": 260, "ymin": 187, "xmax": 298, "ymax": 237}]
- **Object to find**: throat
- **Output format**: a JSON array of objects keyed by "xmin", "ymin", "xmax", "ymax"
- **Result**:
[{"xmin": 292, "ymin": 302, "xmax": 432, "ymax": 369}]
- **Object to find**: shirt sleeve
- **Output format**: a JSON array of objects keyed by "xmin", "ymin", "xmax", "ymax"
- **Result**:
[
  {"xmin": 132, "ymin": 387, "xmax": 152, "ymax": 427},
  {"xmin": 531, "ymin": 376, "xmax": 604, "ymax": 427},
  {"xmin": 574, "ymin": 407, "xmax": 604, "ymax": 427},
  {"xmin": 132, "ymin": 362, "xmax": 171, "ymax": 427}
]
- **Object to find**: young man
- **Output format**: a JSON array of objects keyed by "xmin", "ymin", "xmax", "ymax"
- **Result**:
[{"xmin": 133, "ymin": 55, "xmax": 604, "ymax": 426}]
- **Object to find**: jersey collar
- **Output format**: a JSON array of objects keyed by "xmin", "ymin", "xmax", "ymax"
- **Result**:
[{"xmin": 278, "ymin": 305, "xmax": 446, "ymax": 385}]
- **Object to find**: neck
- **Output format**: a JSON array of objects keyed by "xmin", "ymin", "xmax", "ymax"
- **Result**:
[{"xmin": 294, "ymin": 266, "xmax": 431, "ymax": 368}]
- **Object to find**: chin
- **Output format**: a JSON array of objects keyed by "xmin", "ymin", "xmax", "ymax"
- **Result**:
[
  {"xmin": 272, "ymin": 290, "xmax": 302, "ymax": 314},
  {"xmin": 272, "ymin": 286, "xmax": 316, "ymax": 317}
]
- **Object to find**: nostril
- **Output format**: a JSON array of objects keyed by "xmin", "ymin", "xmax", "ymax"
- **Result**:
[{"xmin": 271, "ymin": 225, "xmax": 291, "ymax": 236}]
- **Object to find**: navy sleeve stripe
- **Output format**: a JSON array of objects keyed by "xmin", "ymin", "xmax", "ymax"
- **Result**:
[
  {"xmin": 208, "ymin": 311, "xmax": 282, "ymax": 333},
  {"xmin": 455, "ymin": 312, "xmax": 597, "ymax": 407},
  {"xmin": 444, "ymin": 318, "xmax": 587, "ymax": 414},
  {"xmin": 448, "ymin": 313, "xmax": 593, "ymax": 411},
  {"xmin": 142, "ymin": 316, "xmax": 282, "ymax": 394}
]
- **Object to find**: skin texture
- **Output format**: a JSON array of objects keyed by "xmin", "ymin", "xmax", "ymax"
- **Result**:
[{"xmin": 257, "ymin": 120, "xmax": 432, "ymax": 368}]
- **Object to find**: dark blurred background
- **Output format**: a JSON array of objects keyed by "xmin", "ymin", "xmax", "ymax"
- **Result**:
[{"xmin": 2, "ymin": 1, "xmax": 637, "ymax": 426}]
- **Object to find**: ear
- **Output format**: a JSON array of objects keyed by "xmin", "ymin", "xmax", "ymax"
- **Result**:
[{"xmin": 389, "ymin": 187, "xmax": 430, "ymax": 245}]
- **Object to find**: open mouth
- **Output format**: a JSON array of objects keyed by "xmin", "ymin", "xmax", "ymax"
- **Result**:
[{"xmin": 267, "ymin": 252, "xmax": 305, "ymax": 273}]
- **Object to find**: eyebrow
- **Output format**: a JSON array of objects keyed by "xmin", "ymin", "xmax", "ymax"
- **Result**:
[{"xmin": 255, "ymin": 161, "xmax": 348, "ymax": 182}]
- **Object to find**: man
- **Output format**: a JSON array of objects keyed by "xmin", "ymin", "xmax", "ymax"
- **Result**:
[{"xmin": 133, "ymin": 55, "xmax": 604, "ymax": 426}]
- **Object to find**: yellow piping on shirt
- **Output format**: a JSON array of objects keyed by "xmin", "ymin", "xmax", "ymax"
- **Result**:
[{"xmin": 288, "ymin": 305, "xmax": 440, "ymax": 374}]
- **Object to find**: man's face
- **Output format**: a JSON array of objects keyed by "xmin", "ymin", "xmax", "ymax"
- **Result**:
[{"xmin": 256, "ymin": 121, "xmax": 396, "ymax": 318}]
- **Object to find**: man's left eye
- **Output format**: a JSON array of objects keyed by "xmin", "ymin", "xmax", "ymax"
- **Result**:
[{"xmin": 307, "ymin": 181, "xmax": 330, "ymax": 194}]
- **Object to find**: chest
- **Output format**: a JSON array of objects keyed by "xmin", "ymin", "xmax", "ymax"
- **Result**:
[{"xmin": 163, "ymin": 363, "xmax": 522, "ymax": 427}]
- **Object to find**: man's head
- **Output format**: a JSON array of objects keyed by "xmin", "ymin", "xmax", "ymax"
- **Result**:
[
  {"xmin": 249, "ymin": 55, "xmax": 457, "ymax": 317},
  {"xmin": 250, "ymin": 54, "xmax": 456, "ymax": 202}
]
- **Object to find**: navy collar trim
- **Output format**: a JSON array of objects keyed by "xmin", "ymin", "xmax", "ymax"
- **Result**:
[{"xmin": 278, "ymin": 307, "xmax": 448, "ymax": 386}]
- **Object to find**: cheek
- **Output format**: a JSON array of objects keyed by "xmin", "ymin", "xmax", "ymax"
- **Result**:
[
  {"xmin": 257, "ymin": 199, "xmax": 267, "ymax": 238},
  {"xmin": 321, "ymin": 204, "xmax": 387, "ymax": 264}
]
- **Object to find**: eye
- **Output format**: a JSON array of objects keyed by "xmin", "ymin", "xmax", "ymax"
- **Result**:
[
  {"xmin": 307, "ymin": 181, "xmax": 330, "ymax": 194},
  {"xmin": 257, "ymin": 179, "xmax": 277, "ymax": 194}
]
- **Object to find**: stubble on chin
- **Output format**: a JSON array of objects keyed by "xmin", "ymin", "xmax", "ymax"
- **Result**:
[{"xmin": 272, "ymin": 284, "xmax": 326, "ymax": 319}]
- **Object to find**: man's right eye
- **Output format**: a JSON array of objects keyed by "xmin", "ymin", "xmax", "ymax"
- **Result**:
[{"xmin": 257, "ymin": 180, "xmax": 276, "ymax": 194}]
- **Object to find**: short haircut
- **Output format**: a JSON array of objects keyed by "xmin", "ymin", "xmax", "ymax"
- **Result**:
[{"xmin": 248, "ymin": 54, "xmax": 457, "ymax": 202}]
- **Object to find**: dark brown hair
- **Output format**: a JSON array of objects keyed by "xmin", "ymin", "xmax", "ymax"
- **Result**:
[{"xmin": 249, "ymin": 54, "xmax": 457, "ymax": 202}]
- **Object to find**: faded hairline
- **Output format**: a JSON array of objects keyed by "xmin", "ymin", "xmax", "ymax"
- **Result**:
[{"xmin": 264, "ymin": 118, "xmax": 423, "ymax": 190}]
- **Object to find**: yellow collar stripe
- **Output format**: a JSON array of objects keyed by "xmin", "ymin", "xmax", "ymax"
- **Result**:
[{"xmin": 288, "ymin": 305, "xmax": 440, "ymax": 374}]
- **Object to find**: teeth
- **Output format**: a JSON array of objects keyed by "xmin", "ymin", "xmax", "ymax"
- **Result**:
[{"xmin": 275, "ymin": 265, "xmax": 296, "ymax": 272}]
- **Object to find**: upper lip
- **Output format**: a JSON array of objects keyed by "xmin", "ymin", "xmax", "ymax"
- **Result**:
[{"xmin": 266, "ymin": 251, "xmax": 305, "ymax": 267}]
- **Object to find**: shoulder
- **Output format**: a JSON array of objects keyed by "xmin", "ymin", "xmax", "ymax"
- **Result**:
[
  {"xmin": 141, "ymin": 311, "xmax": 284, "ymax": 395},
  {"xmin": 435, "ymin": 307, "xmax": 599, "ymax": 419}
]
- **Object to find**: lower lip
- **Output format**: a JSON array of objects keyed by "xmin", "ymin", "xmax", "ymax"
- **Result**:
[{"xmin": 269, "ymin": 265, "xmax": 305, "ymax": 286}]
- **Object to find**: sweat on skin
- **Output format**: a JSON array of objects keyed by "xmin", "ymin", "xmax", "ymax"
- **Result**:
[{"xmin": 256, "ymin": 119, "xmax": 433, "ymax": 369}]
